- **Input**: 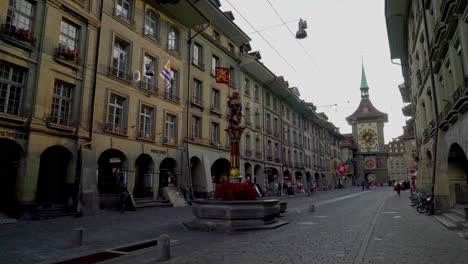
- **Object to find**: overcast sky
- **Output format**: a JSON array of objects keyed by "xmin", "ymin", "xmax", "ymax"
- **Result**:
[{"xmin": 219, "ymin": 0, "xmax": 406, "ymax": 143}]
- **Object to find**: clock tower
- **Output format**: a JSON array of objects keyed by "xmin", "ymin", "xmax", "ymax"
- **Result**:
[{"xmin": 346, "ymin": 65, "xmax": 388, "ymax": 184}]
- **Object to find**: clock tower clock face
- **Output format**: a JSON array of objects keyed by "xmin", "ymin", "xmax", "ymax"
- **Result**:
[
  {"xmin": 359, "ymin": 128, "xmax": 378, "ymax": 147},
  {"xmin": 357, "ymin": 123, "xmax": 380, "ymax": 152}
]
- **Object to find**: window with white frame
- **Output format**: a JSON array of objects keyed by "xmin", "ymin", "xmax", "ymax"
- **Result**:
[
  {"xmin": 0, "ymin": 63, "xmax": 25, "ymax": 116},
  {"xmin": 274, "ymin": 143, "xmax": 279, "ymax": 159},
  {"xmin": 112, "ymin": 39, "xmax": 129, "ymax": 78},
  {"xmin": 254, "ymin": 85, "xmax": 259, "ymax": 100},
  {"xmin": 143, "ymin": 54, "xmax": 156, "ymax": 90},
  {"xmin": 256, "ymin": 137, "xmax": 260, "ymax": 152},
  {"xmin": 266, "ymin": 113, "xmax": 271, "ymax": 131},
  {"xmin": 139, "ymin": 105, "xmax": 154, "ymax": 139},
  {"xmin": 211, "ymin": 55, "xmax": 219, "ymax": 76},
  {"xmin": 192, "ymin": 115, "xmax": 201, "ymax": 139},
  {"xmin": 116, "ymin": 0, "xmax": 131, "ymax": 19},
  {"xmin": 166, "ymin": 69, "xmax": 178, "ymax": 101},
  {"xmin": 168, "ymin": 26, "xmax": 179, "ymax": 51},
  {"xmin": 211, "ymin": 88, "xmax": 220, "ymax": 109},
  {"xmin": 107, "ymin": 94, "xmax": 126, "ymax": 134},
  {"xmin": 211, "ymin": 122, "xmax": 220, "ymax": 144},
  {"xmin": 228, "ymin": 43, "xmax": 234, "ymax": 53},
  {"xmin": 145, "ymin": 9, "xmax": 159, "ymax": 37},
  {"xmin": 192, "ymin": 79, "xmax": 202, "ymax": 105},
  {"xmin": 213, "ymin": 31, "xmax": 220, "ymax": 42},
  {"xmin": 7, "ymin": 0, "xmax": 33, "ymax": 30},
  {"xmin": 193, "ymin": 43, "xmax": 203, "ymax": 67},
  {"xmin": 51, "ymin": 81, "xmax": 73, "ymax": 126},
  {"xmin": 273, "ymin": 97, "xmax": 277, "ymax": 111},
  {"xmin": 59, "ymin": 20, "xmax": 78, "ymax": 51},
  {"xmin": 273, "ymin": 118, "xmax": 278, "ymax": 135},
  {"xmin": 244, "ymin": 78, "xmax": 250, "ymax": 94},
  {"xmin": 245, "ymin": 134, "xmax": 251, "ymax": 152},
  {"xmin": 245, "ymin": 107, "xmax": 250, "ymax": 125},
  {"xmin": 255, "ymin": 111, "xmax": 260, "ymax": 127},
  {"xmin": 165, "ymin": 113, "xmax": 176, "ymax": 144},
  {"xmin": 266, "ymin": 92, "xmax": 270, "ymax": 107}
]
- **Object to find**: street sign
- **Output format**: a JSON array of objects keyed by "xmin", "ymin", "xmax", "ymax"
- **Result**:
[{"xmin": 109, "ymin": 158, "xmax": 121, "ymax": 163}]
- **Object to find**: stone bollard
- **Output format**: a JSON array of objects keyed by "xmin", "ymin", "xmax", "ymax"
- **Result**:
[
  {"xmin": 156, "ymin": 234, "xmax": 170, "ymax": 261},
  {"xmin": 72, "ymin": 228, "xmax": 84, "ymax": 247},
  {"xmin": 309, "ymin": 204, "xmax": 315, "ymax": 212}
]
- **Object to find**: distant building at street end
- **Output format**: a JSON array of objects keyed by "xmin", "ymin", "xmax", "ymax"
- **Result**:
[{"xmin": 346, "ymin": 65, "xmax": 389, "ymax": 184}]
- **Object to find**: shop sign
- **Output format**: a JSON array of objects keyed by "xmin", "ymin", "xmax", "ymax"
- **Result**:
[
  {"xmin": 264, "ymin": 167, "xmax": 273, "ymax": 174},
  {"xmin": 150, "ymin": 149, "xmax": 167, "ymax": 155},
  {"xmin": 109, "ymin": 158, "xmax": 121, "ymax": 163},
  {"xmin": 0, "ymin": 129, "xmax": 28, "ymax": 140}
]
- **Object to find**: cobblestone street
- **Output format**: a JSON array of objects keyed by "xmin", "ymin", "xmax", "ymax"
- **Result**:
[{"xmin": 1, "ymin": 187, "xmax": 468, "ymax": 264}]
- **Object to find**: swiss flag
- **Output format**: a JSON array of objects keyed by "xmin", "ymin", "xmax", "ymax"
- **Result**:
[{"xmin": 337, "ymin": 163, "xmax": 346, "ymax": 175}]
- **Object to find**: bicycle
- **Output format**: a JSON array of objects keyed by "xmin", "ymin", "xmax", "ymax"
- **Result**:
[{"xmin": 416, "ymin": 194, "xmax": 434, "ymax": 215}]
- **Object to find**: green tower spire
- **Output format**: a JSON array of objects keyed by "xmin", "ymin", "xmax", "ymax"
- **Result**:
[{"xmin": 360, "ymin": 63, "xmax": 369, "ymax": 99}]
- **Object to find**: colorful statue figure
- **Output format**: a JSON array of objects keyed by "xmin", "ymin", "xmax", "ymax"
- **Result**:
[{"xmin": 227, "ymin": 91, "xmax": 242, "ymax": 126}]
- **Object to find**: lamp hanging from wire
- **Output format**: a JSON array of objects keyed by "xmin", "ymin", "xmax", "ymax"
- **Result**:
[{"xmin": 296, "ymin": 18, "xmax": 308, "ymax": 39}]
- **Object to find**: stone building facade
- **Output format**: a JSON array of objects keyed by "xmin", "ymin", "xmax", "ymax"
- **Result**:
[
  {"xmin": 0, "ymin": 0, "xmax": 344, "ymax": 219},
  {"xmin": 386, "ymin": 0, "xmax": 468, "ymax": 210}
]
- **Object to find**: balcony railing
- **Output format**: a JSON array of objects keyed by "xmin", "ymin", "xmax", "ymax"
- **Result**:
[
  {"xmin": 109, "ymin": 66, "xmax": 132, "ymax": 81},
  {"xmin": 105, "ymin": 123, "xmax": 127, "ymax": 135},
  {"xmin": 138, "ymin": 130, "xmax": 155, "ymax": 141},
  {"xmin": 139, "ymin": 79, "xmax": 158, "ymax": 93},
  {"xmin": 164, "ymin": 92, "xmax": 180, "ymax": 103}
]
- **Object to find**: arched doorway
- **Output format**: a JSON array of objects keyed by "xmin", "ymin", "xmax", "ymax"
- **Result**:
[
  {"xmin": 134, "ymin": 154, "xmax": 154, "ymax": 198},
  {"xmin": 314, "ymin": 172, "xmax": 320, "ymax": 189},
  {"xmin": 365, "ymin": 172, "xmax": 376, "ymax": 183},
  {"xmin": 37, "ymin": 146, "xmax": 72, "ymax": 204},
  {"xmin": 244, "ymin": 162, "xmax": 252, "ymax": 183},
  {"xmin": 447, "ymin": 144, "xmax": 468, "ymax": 205},
  {"xmin": 211, "ymin": 158, "xmax": 230, "ymax": 188},
  {"xmin": 254, "ymin": 164, "xmax": 262, "ymax": 184},
  {"xmin": 190, "ymin": 156, "xmax": 205, "ymax": 197},
  {"xmin": 98, "ymin": 149, "xmax": 128, "ymax": 194},
  {"xmin": 159, "ymin": 158, "xmax": 177, "ymax": 188},
  {"xmin": 0, "ymin": 139, "xmax": 23, "ymax": 214}
]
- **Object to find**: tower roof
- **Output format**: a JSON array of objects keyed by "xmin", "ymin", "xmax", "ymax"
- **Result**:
[
  {"xmin": 360, "ymin": 64, "xmax": 368, "ymax": 89},
  {"xmin": 346, "ymin": 64, "xmax": 388, "ymax": 124}
]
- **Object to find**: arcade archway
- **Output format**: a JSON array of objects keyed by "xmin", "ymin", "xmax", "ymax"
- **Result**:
[
  {"xmin": 98, "ymin": 149, "xmax": 128, "ymax": 194},
  {"xmin": 0, "ymin": 139, "xmax": 23, "ymax": 214},
  {"xmin": 190, "ymin": 156, "xmax": 205, "ymax": 197},
  {"xmin": 244, "ymin": 162, "xmax": 252, "ymax": 183},
  {"xmin": 211, "ymin": 158, "xmax": 230, "ymax": 185},
  {"xmin": 37, "ymin": 146, "xmax": 72, "ymax": 204},
  {"xmin": 159, "ymin": 158, "xmax": 177, "ymax": 187},
  {"xmin": 447, "ymin": 144, "xmax": 468, "ymax": 205},
  {"xmin": 134, "ymin": 154, "xmax": 154, "ymax": 198}
]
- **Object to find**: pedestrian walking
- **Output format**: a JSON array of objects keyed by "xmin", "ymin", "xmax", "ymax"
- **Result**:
[
  {"xmin": 277, "ymin": 183, "xmax": 282, "ymax": 196},
  {"xmin": 308, "ymin": 182, "xmax": 313, "ymax": 196},
  {"xmin": 361, "ymin": 180, "xmax": 365, "ymax": 191},
  {"xmin": 291, "ymin": 183, "xmax": 296, "ymax": 195},
  {"xmin": 396, "ymin": 182, "xmax": 401, "ymax": 197}
]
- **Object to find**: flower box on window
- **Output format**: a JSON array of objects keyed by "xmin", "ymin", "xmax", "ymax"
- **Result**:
[
  {"xmin": 138, "ymin": 131, "xmax": 155, "ymax": 141},
  {"xmin": 255, "ymin": 125, "xmax": 263, "ymax": 129},
  {"xmin": 1, "ymin": 24, "xmax": 35, "ymax": 49},
  {"xmin": 245, "ymin": 90, "xmax": 250, "ymax": 95},
  {"xmin": 255, "ymin": 151, "xmax": 262, "ymax": 158},
  {"xmin": 246, "ymin": 120, "xmax": 252, "ymax": 126},
  {"xmin": 56, "ymin": 46, "xmax": 80, "ymax": 62},
  {"xmin": 105, "ymin": 123, "xmax": 127, "ymax": 135}
]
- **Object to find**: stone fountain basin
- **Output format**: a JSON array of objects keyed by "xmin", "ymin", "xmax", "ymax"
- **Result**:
[{"xmin": 184, "ymin": 199, "xmax": 287, "ymax": 231}]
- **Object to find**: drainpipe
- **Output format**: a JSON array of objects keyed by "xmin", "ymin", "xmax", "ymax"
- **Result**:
[{"xmin": 421, "ymin": 0, "xmax": 439, "ymax": 213}]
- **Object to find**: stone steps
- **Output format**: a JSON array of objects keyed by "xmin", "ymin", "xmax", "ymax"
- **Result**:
[
  {"xmin": 433, "ymin": 215, "xmax": 459, "ymax": 230},
  {"xmin": 134, "ymin": 198, "xmax": 172, "ymax": 208}
]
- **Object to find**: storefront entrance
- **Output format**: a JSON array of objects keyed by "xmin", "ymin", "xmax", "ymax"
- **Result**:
[
  {"xmin": 0, "ymin": 139, "xmax": 23, "ymax": 215},
  {"xmin": 211, "ymin": 158, "xmax": 230, "ymax": 189},
  {"xmin": 159, "ymin": 158, "xmax": 177, "ymax": 188},
  {"xmin": 98, "ymin": 149, "xmax": 128, "ymax": 194},
  {"xmin": 36, "ymin": 146, "xmax": 72, "ymax": 204},
  {"xmin": 134, "ymin": 154, "xmax": 154, "ymax": 198}
]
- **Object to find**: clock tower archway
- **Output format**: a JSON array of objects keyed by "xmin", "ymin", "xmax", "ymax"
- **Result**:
[{"xmin": 346, "ymin": 64, "xmax": 388, "ymax": 184}]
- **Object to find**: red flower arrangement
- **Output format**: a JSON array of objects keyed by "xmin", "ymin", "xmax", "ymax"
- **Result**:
[
  {"xmin": 2, "ymin": 24, "xmax": 34, "ymax": 42},
  {"xmin": 245, "ymin": 89, "xmax": 250, "ymax": 95},
  {"xmin": 255, "ymin": 124, "xmax": 263, "ymax": 129},
  {"xmin": 246, "ymin": 120, "xmax": 252, "ymax": 125},
  {"xmin": 58, "ymin": 46, "xmax": 80, "ymax": 62},
  {"xmin": 215, "ymin": 182, "xmax": 257, "ymax": 200}
]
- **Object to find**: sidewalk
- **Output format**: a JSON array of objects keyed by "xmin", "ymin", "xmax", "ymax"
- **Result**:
[{"xmin": 0, "ymin": 187, "xmax": 364, "ymax": 264}]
